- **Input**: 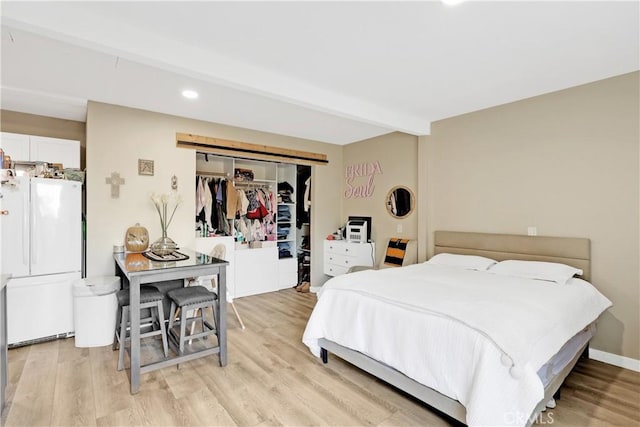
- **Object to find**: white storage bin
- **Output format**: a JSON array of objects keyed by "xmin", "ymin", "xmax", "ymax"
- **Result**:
[{"xmin": 72, "ymin": 276, "xmax": 120, "ymax": 348}]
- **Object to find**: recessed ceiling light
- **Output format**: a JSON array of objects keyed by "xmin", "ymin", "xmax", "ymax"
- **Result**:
[
  {"xmin": 182, "ymin": 90, "xmax": 199, "ymax": 99},
  {"xmin": 442, "ymin": 0, "xmax": 466, "ymax": 5}
]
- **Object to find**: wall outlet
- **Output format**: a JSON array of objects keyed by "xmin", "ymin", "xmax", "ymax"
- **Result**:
[
  {"xmin": 396, "ymin": 223, "xmax": 403, "ymax": 233},
  {"xmin": 527, "ymin": 226, "xmax": 537, "ymax": 236}
]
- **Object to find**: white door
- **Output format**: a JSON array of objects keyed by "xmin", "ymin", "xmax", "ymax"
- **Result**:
[
  {"xmin": 1, "ymin": 176, "xmax": 29, "ymax": 277},
  {"xmin": 234, "ymin": 247, "xmax": 279, "ymax": 297},
  {"xmin": 0, "ymin": 132, "xmax": 30, "ymax": 163},
  {"xmin": 30, "ymin": 179, "xmax": 81, "ymax": 276},
  {"xmin": 29, "ymin": 136, "xmax": 80, "ymax": 169}
]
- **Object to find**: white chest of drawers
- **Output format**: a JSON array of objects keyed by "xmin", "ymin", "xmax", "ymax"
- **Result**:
[{"xmin": 323, "ymin": 240, "xmax": 375, "ymax": 276}]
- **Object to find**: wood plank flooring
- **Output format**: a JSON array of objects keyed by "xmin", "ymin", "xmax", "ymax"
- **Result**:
[{"xmin": 2, "ymin": 288, "xmax": 639, "ymax": 426}]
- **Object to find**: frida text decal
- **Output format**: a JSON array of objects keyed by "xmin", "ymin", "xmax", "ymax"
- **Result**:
[{"xmin": 344, "ymin": 161, "xmax": 383, "ymax": 198}]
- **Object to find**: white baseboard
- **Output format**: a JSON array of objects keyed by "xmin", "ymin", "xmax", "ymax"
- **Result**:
[{"xmin": 589, "ymin": 348, "xmax": 640, "ymax": 372}]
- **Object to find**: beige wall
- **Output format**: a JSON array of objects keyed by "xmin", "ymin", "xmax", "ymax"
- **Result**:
[
  {"xmin": 420, "ymin": 72, "xmax": 639, "ymax": 359},
  {"xmin": 1, "ymin": 110, "xmax": 86, "ymax": 168},
  {"xmin": 86, "ymin": 102, "xmax": 343, "ymax": 286},
  {"xmin": 5, "ymin": 72, "xmax": 638, "ymax": 360},
  {"xmin": 343, "ymin": 132, "xmax": 419, "ymax": 264}
]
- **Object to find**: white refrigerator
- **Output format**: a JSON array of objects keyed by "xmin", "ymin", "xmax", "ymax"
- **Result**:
[{"xmin": 1, "ymin": 176, "xmax": 81, "ymax": 345}]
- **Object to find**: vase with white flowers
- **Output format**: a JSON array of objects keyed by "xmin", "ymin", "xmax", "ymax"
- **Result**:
[{"xmin": 150, "ymin": 192, "xmax": 182, "ymax": 256}]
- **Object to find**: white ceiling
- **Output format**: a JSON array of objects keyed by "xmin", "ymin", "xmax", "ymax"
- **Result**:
[{"xmin": 1, "ymin": 1, "xmax": 638, "ymax": 145}]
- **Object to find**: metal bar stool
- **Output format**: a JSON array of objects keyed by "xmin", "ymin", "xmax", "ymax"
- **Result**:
[
  {"xmin": 167, "ymin": 286, "xmax": 218, "ymax": 354},
  {"xmin": 113, "ymin": 286, "xmax": 169, "ymax": 371}
]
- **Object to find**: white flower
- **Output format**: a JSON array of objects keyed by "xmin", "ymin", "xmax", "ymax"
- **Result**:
[{"xmin": 151, "ymin": 191, "xmax": 182, "ymax": 235}]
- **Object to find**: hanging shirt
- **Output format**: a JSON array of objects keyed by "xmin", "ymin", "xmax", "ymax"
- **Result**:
[
  {"xmin": 269, "ymin": 190, "xmax": 277, "ymax": 215},
  {"xmin": 204, "ymin": 178, "xmax": 213, "ymax": 230},
  {"xmin": 304, "ymin": 177, "xmax": 311, "ymax": 213},
  {"xmin": 196, "ymin": 176, "xmax": 206, "ymax": 215},
  {"xmin": 237, "ymin": 189, "xmax": 249, "ymax": 215},
  {"xmin": 216, "ymin": 180, "xmax": 224, "ymax": 204},
  {"xmin": 226, "ymin": 180, "xmax": 238, "ymax": 219}
]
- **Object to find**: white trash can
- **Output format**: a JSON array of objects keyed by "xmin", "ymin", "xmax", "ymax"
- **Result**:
[{"xmin": 72, "ymin": 276, "xmax": 120, "ymax": 348}]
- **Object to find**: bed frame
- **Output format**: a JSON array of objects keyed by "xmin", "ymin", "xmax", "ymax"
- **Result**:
[{"xmin": 319, "ymin": 230, "xmax": 592, "ymax": 426}]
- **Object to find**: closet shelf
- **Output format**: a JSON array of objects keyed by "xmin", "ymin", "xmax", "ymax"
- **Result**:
[
  {"xmin": 234, "ymin": 181, "xmax": 275, "ymax": 189},
  {"xmin": 196, "ymin": 170, "xmax": 229, "ymax": 177}
]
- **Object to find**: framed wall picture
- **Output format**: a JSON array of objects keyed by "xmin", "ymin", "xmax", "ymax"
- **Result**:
[{"xmin": 138, "ymin": 159, "xmax": 154, "ymax": 176}]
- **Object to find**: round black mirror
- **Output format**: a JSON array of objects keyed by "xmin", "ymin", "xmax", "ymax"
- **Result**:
[{"xmin": 386, "ymin": 186, "xmax": 415, "ymax": 218}]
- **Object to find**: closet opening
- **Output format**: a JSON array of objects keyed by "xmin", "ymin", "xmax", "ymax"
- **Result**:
[{"xmin": 194, "ymin": 152, "xmax": 312, "ymax": 300}]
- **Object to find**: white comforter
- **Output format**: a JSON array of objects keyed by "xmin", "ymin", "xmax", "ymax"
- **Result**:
[{"xmin": 302, "ymin": 263, "xmax": 612, "ymax": 427}]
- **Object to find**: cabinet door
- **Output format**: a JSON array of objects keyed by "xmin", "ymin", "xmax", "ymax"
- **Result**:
[
  {"xmin": 29, "ymin": 136, "xmax": 80, "ymax": 168},
  {"xmin": 30, "ymin": 179, "xmax": 82, "ymax": 275},
  {"xmin": 0, "ymin": 132, "xmax": 30, "ymax": 162},
  {"xmin": 234, "ymin": 247, "xmax": 278, "ymax": 297},
  {"xmin": 278, "ymin": 257, "xmax": 298, "ymax": 288}
]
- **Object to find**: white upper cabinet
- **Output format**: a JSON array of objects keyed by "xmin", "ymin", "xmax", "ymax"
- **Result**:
[
  {"xmin": 29, "ymin": 136, "xmax": 80, "ymax": 169},
  {"xmin": 1, "ymin": 132, "xmax": 80, "ymax": 169},
  {"xmin": 0, "ymin": 132, "xmax": 30, "ymax": 162}
]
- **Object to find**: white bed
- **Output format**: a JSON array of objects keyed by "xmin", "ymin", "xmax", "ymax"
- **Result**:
[{"xmin": 303, "ymin": 231, "xmax": 612, "ymax": 427}]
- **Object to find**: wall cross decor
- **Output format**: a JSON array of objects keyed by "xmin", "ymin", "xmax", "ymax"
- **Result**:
[{"xmin": 105, "ymin": 172, "xmax": 125, "ymax": 198}]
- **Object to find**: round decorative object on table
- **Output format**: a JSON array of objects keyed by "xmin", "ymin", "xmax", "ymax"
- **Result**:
[
  {"xmin": 150, "ymin": 235, "xmax": 177, "ymax": 256},
  {"xmin": 125, "ymin": 223, "xmax": 149, "ymax": 252}
]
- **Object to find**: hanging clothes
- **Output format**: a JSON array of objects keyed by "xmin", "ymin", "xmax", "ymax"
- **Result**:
[
  {"xmin": 226, "ymin": 180, "xmax": 238, "ymax": 219},
  {"xmin": 238, "ymin": 189, "xmax": 249, "ymax": 215},
  {"xmin": 196, "ymin": 176, "xmax": 206, "ymax": 215},
  {"xmin": 303, "ymin": 177, "xmax": 311, "ymax": 213},
  {"xmin": 204, "ymin": 177, "xmax": 213, "ymax": 230},
  {"xmin": 296, "ymin": 166, "xmax": 311, "ymax": 229},
  {"xmin": 196, "ymin": 174, "xmax": 277, "ymax": 239},
  {"xmin": 210, "ymin": 179, "xmax": 219, "ymax": 233}
]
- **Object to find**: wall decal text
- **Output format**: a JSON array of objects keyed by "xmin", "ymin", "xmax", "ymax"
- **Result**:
[{"xmin": 344, "ymin": 161, "xmax": 383, "ymax": 198}]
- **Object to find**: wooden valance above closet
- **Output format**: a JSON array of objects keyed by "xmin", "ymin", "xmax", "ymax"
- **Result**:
[{"xmin": 176, "ymin": 133, "xmax": 328, "ymax": 166}]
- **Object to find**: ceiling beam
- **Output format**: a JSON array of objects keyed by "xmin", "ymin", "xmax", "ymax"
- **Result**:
[{"xmin": 1, "ymin": 5, "xmax": 432, "ymax": 135}]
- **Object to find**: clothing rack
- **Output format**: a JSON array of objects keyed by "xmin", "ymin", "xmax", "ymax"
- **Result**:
[{"xmin": 195, "ymin": 172, "xmax": 272, "ymax": 189}]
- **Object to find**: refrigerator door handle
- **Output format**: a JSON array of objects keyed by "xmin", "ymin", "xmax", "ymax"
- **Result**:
[
  {"xmin": 23, "ymin": 190, "xmax": 29, "ymax": 268},
  {"xmin": 30, "ymin": 190, "xmax": 36, "ymax": 266}
]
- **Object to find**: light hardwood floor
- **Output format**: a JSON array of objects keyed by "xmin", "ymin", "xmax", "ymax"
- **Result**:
[{"xmin": 2, "ymin": 288, "xmax": 639, "ymax": 426}]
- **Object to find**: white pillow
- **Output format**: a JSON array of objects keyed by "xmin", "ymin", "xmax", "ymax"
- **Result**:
[
  {"xmin": 426, "ymin": 253, "xmax": 497, "ymax": 271},
  {"xmin": 487, "ymin": 260, "xmax": 583, "ymax": 285}
]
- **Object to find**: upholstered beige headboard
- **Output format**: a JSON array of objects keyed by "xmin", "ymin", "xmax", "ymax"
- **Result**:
[{"xmin": 434, "ymin": 231, "xmax": 591, "ymax": 281}]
